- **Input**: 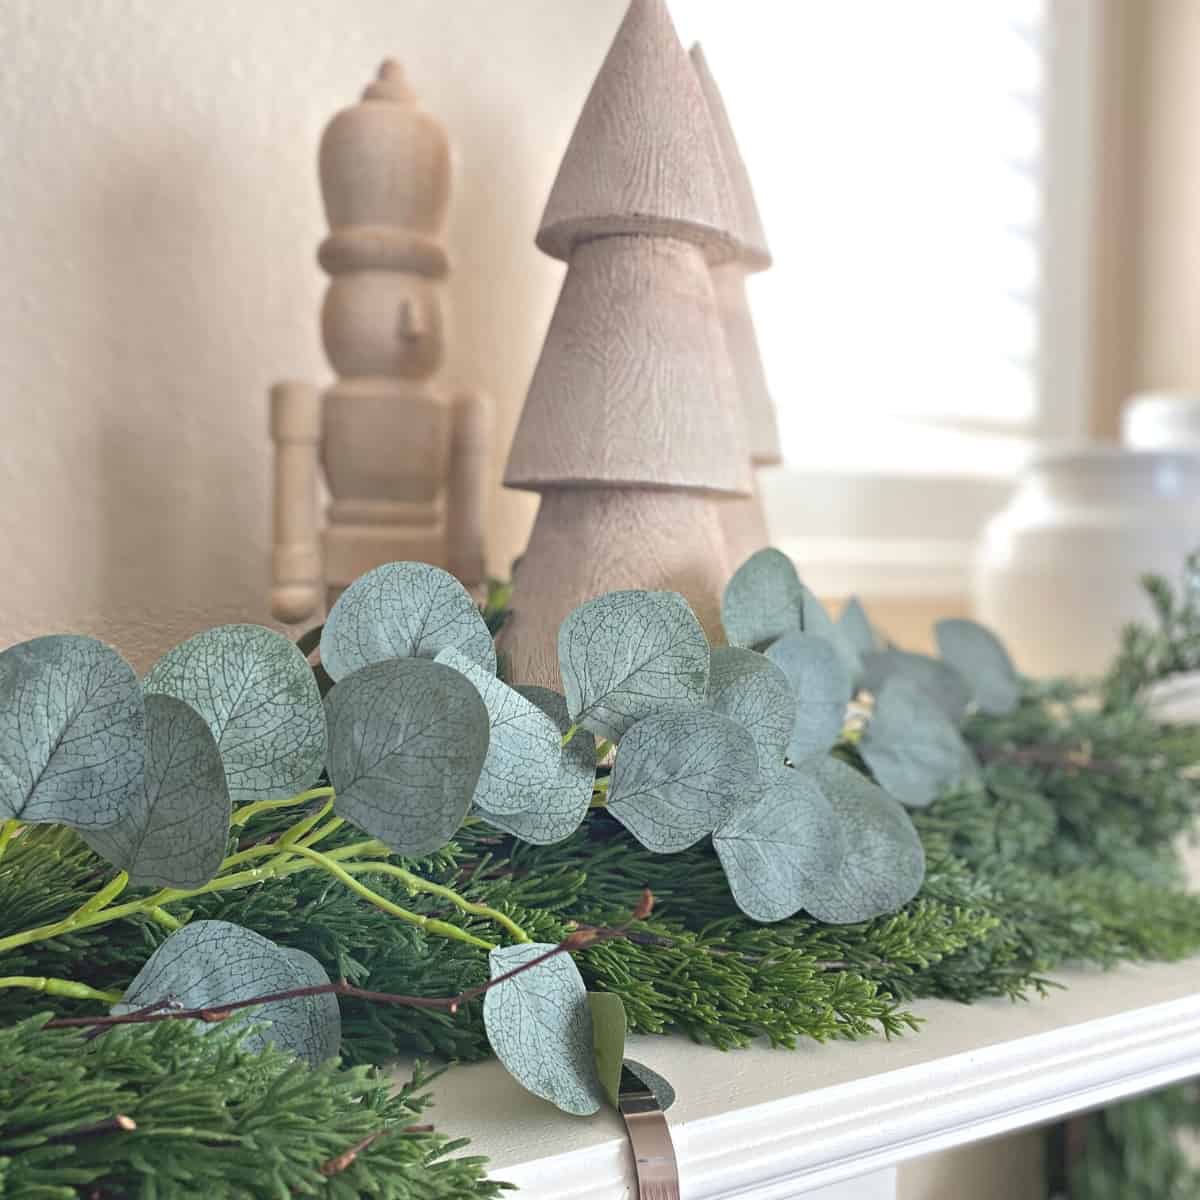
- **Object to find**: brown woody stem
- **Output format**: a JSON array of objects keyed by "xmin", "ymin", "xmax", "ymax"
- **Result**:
[{"xmin": 40, "ymin": 895, "xmax": 654, "ymax": 1033}]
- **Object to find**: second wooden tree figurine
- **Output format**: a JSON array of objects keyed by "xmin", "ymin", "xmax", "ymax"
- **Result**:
[{"xmin": 500, "ymin": 0, "xmax": 755, "ymax": 688}]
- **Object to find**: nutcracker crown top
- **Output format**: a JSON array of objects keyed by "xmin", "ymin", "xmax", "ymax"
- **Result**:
[
  {"xmin": 689, "ymin": 43, "xmax": 771, "ymax": 272},
  {"xmin": 536, "ymin": 0, "xmax": 740, "ymax": 265},
  {"xmin": 318, "ymin": 60, "xmax": 451, "ymax": 269},
  {"xmin": 363, "ymin": 59, "xmax": 415, "ymax": 103}
]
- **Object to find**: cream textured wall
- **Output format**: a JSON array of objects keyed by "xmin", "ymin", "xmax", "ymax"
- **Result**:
[{"xmin": 0, "ymin": 0, "xmax": 625, "ymax": 670}]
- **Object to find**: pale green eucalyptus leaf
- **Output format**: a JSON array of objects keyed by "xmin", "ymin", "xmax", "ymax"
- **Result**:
[
  {"xmin": 475, "ymin": 685, "xmax": 594, "ymax": 845},
  {"xmin": 82, "ymin": 695, "xmax": 231, "ymax": 889},
  {"xmin": 861, "ymin": 649, "xmax": 971, "ymax": 724},
  {"xmin": 588, "ymin": 991, "xmax": 627, "ymax": 1109},
  {"xmin": 707, "ymin": 647, "xmax": 794, "ymax": 768},
  {"xmin": 320, "ymin": 561, "xmax": 496, "ymax": 681},
  {"xmin": 860, "ymin": 677, "xmax": 978, "ymax": 808},
  {"xmin": 115, "ymin": 920, "xmax": 340, "ymax": 1065},
  {"xmin": 722, "ymin": 548, "xmax": 805, "ymax": 649},
  {"xmin": 143, "ymin": 624, "xmax": 326, "ymax": 805},
  {"xmin": 325, "ymin": 658, "xmax": 489, "ymax": 856},
  {"xmin": 795, "ymin": 590, "xmax": 862, "ymax": 684},
  {"xmin": 722, "ymin": 550, "xmax": 858, "ymax": 679},
  {"xmin": 0, "ymin": 634, "xmax": 144, "ymax": 831},
  {"xmin": 837, "ymin": 597, "xmax": 881, "ymax": 658},
  {"xmin": 607, "ymin": 710, "xmax": 760, "ymax": 853},
  {"xmin": 713, "ymin": 765, "xmax": 845, "ymax": 923},
  {"xmin": 622, "ymin": 1059, "xmax": 676, "ymax": 1111},
  {"xmin": 558, "ymin": 590, "xmax": 709, "ymax": 741},
  {"xmin": 935, "ymin": 618, "xmax": 1021, "ymax": 715},
  {"xmin": 804, "ymin": 757, "xmax": 926, "ymax": 924},
  {"xmin": 435, "ymin": 649, "xmax": 568, "ymax": 817},
  {"xmin": 483, "ymin": 943, "xmax": 605, "ymax": 1116},
  {"xmin": 766, "ymin": 633, "xmax": 852, "ymax": 761}
]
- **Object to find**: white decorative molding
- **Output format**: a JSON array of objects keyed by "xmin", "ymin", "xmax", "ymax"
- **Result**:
[
  {"xmin": 679, "ymin": 987, "xmax": 1200, "ymax": 1198},
  {"xmin": 415, "ymin": 958, "xmax": 1200, "ymax": 1199}
]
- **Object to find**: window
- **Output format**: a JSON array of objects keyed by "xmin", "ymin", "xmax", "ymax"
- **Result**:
[{"xmin": 672, "ymin": 0, "xmax": 1098, "ymax": 594}]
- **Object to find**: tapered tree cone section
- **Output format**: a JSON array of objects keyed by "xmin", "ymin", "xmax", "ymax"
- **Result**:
[
  {"xmin": 537, "ymin": 0, "xmax": 738, "ymax": 263},
  {"xmin": 499, "ymin": 489, "xmax": 731, "ymax": 689},
  {"xmin": 713, "ymin": 266, "xmax": 781, "ymax": 466},
  {"xmin": 720, "ymin": 479, "xmax": 772, "ymax": 570},
  {"xmin": 690, "ymin": 44, "xmax": 771, "ymax": 271},
  {"xmin": 505, "ymin": 236, "xmax": 751, "ymax": 494}
]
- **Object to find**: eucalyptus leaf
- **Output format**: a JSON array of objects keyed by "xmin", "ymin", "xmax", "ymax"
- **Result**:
[
  {"xmin": 837, "ymin": 597, "xmax": 881, "ymax": 658},
  {"xmin": 475, "ymin": 686, "xmax": 594, "ymax": 845},
  {"xmin": 115, "ymin": 920, "xmax": 340, "ymax": 1065},
  {"xmin": 588, "ymin": 991, "xmax": 627, "ymax": 1109},
  {"xmin": 483, "ymin": 943, "xmax": 604, "ymax": 1116},
  {"xmin": 607, "ymin": 710, "xmax": 760, "ymax": 853},
  {"xmin": 0, "ymin": 634, "xmax": 144, "ymax": 831},
  {"xmin": 722, "ymin": 549, "xmax": 857, "ymax": 679},
  {"xmin": 435, "ymin": 649, "xmax": 573, "ymax": 817},
  {"xmin": 82, "ymin": 694, "xmax": 231, "ymax": 889},
  {"xmin": 320, "ymin": 561, "xmax": 496, "ymax": 681},
  {"xmin": 766, "ymin": 633, "xmax": 853, "ymax": 762},
  {"xmin": 707, "ymin": 647, "xmax": 794, "ymax": 768},
  {"xmin": 144, "ymin": 624, "xmax": 326, "ymax": 805},
  {"xmin": 558, "ymin": 590, "xmax": 709, "ymax": 741},
  {"xmin": 935, "ymin": 618, "xmax": 1021, "ymax": 715},
  {"xmin": 797, "ymin": 589, "xmax": 862, "ymax": 684},
  {"xmin": 622, "ymin": 1059, "xmax": 676, "ymax": 1111},
  {"xmin": 713, "ymin": 765, "xmax": 845, "ymax": 923},
  {"xmin": 803, "ymin": 757, "xmax": 926, "ymax": 924},
  {"xmin": 860, "ymin": 677, "xmax": 978, "ymax": 808},
  {"xmin": 861, "ymin": 649, "xmax": 971, "ymax": 724},
  {"xmin": 325, "ymin": 658, "xmax": 489, "ymax": 856},
  {"xmin": 721, "ymin": 548, "xmax": 806, "ymax": 649}
]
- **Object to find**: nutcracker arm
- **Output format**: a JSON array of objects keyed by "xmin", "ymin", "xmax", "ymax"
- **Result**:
[{"xmin": 269, "ymin": 381, "xmax": 324, "ymax": 623}]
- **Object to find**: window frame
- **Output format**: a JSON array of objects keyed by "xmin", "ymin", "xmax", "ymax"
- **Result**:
[{"xmin": 762, "ymin": 0, "xmax": 1102, "ymax": 602}]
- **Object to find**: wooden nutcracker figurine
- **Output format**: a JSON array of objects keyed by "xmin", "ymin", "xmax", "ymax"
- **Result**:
[
  {"xmin": 499, "ymin": 0, "xmax": 752, "ymax": 688},
  {"xmin": 269, "ymin": 61, "xmax": 488, "ymax": 623},
  {"xmin": 691, "ymin": 44, "xmax": 782, "ymax": 566}
]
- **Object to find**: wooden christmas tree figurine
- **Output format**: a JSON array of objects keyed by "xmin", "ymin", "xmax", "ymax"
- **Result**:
[
  {"xmin": 690, "ymin": 43, "xmax": 782, "ymax": 566},
  {"xmin": 269, "ymin": 61, "xmax": 488, "ymax": 623},
  {"xmin": 500, "ymin": 0, "xmax": 752, "ymax": 688}
]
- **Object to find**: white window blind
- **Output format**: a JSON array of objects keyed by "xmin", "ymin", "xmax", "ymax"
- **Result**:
[{"xmin": 671, "ymin": 0, "xmax": 1069, "ymax": 477}]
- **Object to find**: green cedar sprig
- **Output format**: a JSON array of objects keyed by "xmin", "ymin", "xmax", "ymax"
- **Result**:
[{"xmin": 0, "ymin": 1014, "xmax": 504, "ymax": 1200}]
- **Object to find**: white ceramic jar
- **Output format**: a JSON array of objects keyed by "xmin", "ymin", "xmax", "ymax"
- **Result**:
[
  {"xmin": 974, "ymin": 446, "xmax": 1200, "ymax": 677},
  {"xmin": 1122, "ymin": 391, "xmax": 1200, "ymax": 449}
]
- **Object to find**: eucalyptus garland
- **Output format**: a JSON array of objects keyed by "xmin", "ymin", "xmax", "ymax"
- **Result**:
[{"xmin": 2, "ymin": 548, "xmax": 1199, "ymax": 1197}]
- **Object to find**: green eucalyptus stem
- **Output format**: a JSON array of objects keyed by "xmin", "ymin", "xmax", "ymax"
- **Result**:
[
  {"xmin": 590, "ymin": 776, "xmax": 610, "ymax": 809},
  {"xmin": 341, "ymin": 861, "xmax": 530, "ymax": 944},
  {"xmin": 275, "ymin": 798, "xmax": 336, "ymax": 849},
  {"xmin": 292, "ymin": 815, "xmax": 344, "ymax": 849},
  {"xmin": 0, "ymin": 791, "xmax": 500, "ymax": 963},
  {"xmin": 146, "ymin": 907, "xmax": 183, "ymax": 931},
  {"xmin": 277, "ymin": 844, "xmax": 497, "ymax": 952},
  {"xmin": 0, "ymin": 819, "xmax": 21, "ymax": 864},
  {"xmin": 561, "ymin": 723, "xmax": 580, "ymax": 748},
  {"xmin": 76, "ymin": 871, "xmax": 129, "ymax": 916},
  {"xmin": 0, "ymin": 854, "xmax": 324, "ymax": 956},
  {"xmin": 0, "ymin": 975, "xmax": 123, "ymax": 1004},
  {"xmin": 229, "ymin": 786, "xmax": 336, "ymax": 829}
]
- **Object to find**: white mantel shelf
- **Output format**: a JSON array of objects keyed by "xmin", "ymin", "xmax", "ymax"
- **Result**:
[{"xmin": 410, "ymin": 957, "xmax": 1200, "ymax": 1199}]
